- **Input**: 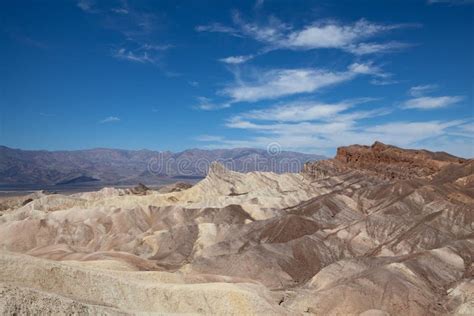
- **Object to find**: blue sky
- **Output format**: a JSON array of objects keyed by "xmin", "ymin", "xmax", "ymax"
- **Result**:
[{"xmin": 0, "ymin": 0, "xmax": 473, "ymax": 157}]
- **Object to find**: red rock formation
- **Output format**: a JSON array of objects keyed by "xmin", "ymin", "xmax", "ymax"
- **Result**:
[{"xmin": 306, "ymin": 141, "xmax": 467, "ymax": 180}]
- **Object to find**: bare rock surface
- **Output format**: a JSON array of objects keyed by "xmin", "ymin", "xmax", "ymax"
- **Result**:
[{"xmin": 0, "ymin": 142, "xmax": 472, "ymax": 315}]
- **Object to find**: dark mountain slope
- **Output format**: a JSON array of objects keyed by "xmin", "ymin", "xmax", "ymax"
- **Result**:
[{"xmin": 0, "ymin": 145, "xmax": 324, "ymax": 185}]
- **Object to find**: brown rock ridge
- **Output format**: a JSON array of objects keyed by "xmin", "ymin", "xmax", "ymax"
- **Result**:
[{"xmin": 304, "ymin": 141, "xmax": 468, "ymax": 180}]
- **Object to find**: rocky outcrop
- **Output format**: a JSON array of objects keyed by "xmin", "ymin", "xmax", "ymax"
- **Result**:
[
  {"xmin": 129, "ymin": 183, "xmax": 150, "ymax": 195},
  {"xmin": 158, "ymin": 182, "xmax": 193, "ymax": 193},
  {"xmin": 304, "ymin": 141, "xmax": 468, "ymax": 180}
]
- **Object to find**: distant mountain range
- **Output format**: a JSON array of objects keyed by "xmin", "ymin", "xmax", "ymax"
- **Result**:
[{"xmin": 0, "ymin": 146, "xmax": 324, "ymax": 186}]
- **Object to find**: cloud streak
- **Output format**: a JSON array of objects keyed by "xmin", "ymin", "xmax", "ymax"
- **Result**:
[
  {"xmin": 219, "ymin": 55, "xmax": 254, "ymax": 64},
  {"xmin": 408, "ymin": 84, "xmax": 438, "ymax": 97},
  {"xmin": 198, "ymin": 15, "xmax": 418, "ymax": 56},
  {"xmin": 77, "ymin": 0, "xmax": 97, "ymax": 13},
  {"xmin": 402, "ymin": 96, "xmax": 464, "ymax": 109},
  {"xmin": 99, "ymin": 116, "xmax": 120, "ymax": 123},
  {"xmin": 113, "ymin": 48, "xmax": 155, "ymax": 64},
  {"xmin": 195, "ymin": 97, "xmax": 231, "ymax": 111},
  {"xmin": 402, "ymin": 84, "xmax": 464, "ymax": 109},
  {"xmin": 219, "ymin": 63, "xmax": 382, "ymax": 104},
  {"xmin": 77, "ymin": 1, "xmax": 172, "ymax": 67},
  {"xmin": 197, "ymin": 97, "xmax": 469, "ymax": 156}
]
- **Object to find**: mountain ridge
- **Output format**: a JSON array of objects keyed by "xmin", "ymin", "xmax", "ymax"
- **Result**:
[{"xmin": 0, "ymin": 145, "xmax": 325, "ymax": 185}]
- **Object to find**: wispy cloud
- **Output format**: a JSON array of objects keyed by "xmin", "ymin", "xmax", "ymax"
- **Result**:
[
  {"xmin": 370, "ymin": 78, "xmax": 399, "ymax": 86},
  {"xmin": 197, "ymin": 97, "xmax": 467, "ymax": 155},
  {"xmin": 408, "ymin": 84, "xmax": 438, "ymax": 97},
  {"xmin": 233, "ymin": 98, "xmax": 378, "ymax": 122},
  {"xmin": 111, "ymin": 8, "xmax": 129, "ymax": 15},
  {"xmin": 402, "ymin": 96, "xmax": 464, "ymax": 109},
  {"xmin": 99, "ymin": 116, "xmax": 120, "ymax": 123},
  {"xmin": 198, "ymin": 14, "xmax": 418, "ymax": 55},
  {"xmin": 222, "ymin": 68, "xmax": 352, "ymax": 103},
  {"xmin": 219, "ymin": 62, "xmax": 381, "ymax": 103},
  {"xmin": 77, "ymin": 0, "xmax": 98, "ymax": 13},
  {"xmin": 112, "ymin": 43, "xmax": 173, "ymax": 65},
  {"xmin": 458, "ymin": 123, "xmax": 474, "ymax": 133},
  {"xmin": 219, "ymin": 55, "xmax": 254, "ymax": 64},
  {"xmin": 348, "ymin": 62, "xmax": 388, "ymax": 77},
  {"xmin": 77, "ymin": 0, "xmax": 172, "ymax": 67},
  {"xmin": 402, "ymin": 85, "xmax": 464, "ymax": 109},
  {"xmin": 113, "ymin": 48, "xmax": 155, "ymax": 64},
  {"xmin": 346, "ymin": 41, "xmax": 413, "ymax": 55},
  {"xmin": 195, "ymin": 23, "xmax": 241, "ymax": 36},
  {"xmin": 195, "ymin": 97, "xmax": 231, "ymax": 111},
  {"xmin": 448, "ymin": 122, "xmax": 474, "ymax": 138},
  {"xmin": 279, "ymin": 19, "xmax": 407, "ymax": 52},
  {"xmin": 194, "ymin": 61, "xmax": 387, "ymax": 110}
]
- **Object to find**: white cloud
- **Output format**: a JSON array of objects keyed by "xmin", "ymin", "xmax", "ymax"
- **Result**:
[
  {"xmin": 194, "ymin": 63, "xmax": 385, "ymax": 110},
  {"xmin": 402, "ymin": 96, "xmax": 464, "ymax": 109},
  {"xmin": 408, "ymin": 84, "xmax": 438, "ymax": 97},
  {"xmin": 445, "ymin": 122, "xmax": 474, "ymax": 138},
  {"xmin": 77, "ymin": 0, "xmax": 96, "ymax": 13},
  {"xmin": 220, "ymin": 63, "xmax": 380, "ymax": 103},
  {"xmin": 417, "ymin": 135, "xmax": 473, "ymax": 158},
  {"xmin": 348, "ymin": 62, "xmax": 387, "ymax": 77},
  {"xmin": 78, "ymin": 2, "xmax": 172, "ymax": 69},
  {"xmin": 364, "ymin": 121, "xmax": 461, "ymax": 144},
  {"xmin": 283, "ymin": 19, "xmax": 397, "ymax": 50},
  {"xmin": 207, "ymin": 119, "xmax": 467, "ymax": 156},
  {"xmin": 195, "ymin": 23, "xmax": 240, "ymax": 36},
  {"xmin": 112, "ymin": 43, "xmax": 172, "ymax": 65},
  {"xmin": 195, "ymin": 97, "xmax": 231, "ymax": 110},
  {"xmin": 219, "ymin": 55, "xmax": 254, "ymax": 64},
  {"xmin": 346, "ymin": 41, "xmax": 412, "ymax": 55},
  {"xmin": 138, "ymin": 43, "xmax": 173, "ymax": 51},
  {"xmin": 459, "ymin": 123, "xmax": 474, "ymax": 133},
  {"xmin": 113, "ymin": 48, "xmax": 155, "ymax": 64},
  {"xmin": 370, "ymin": 78, "xmax": 399, "ymax": 86},
  {"xmin": 112, "ymin": 8, "xmax": 129, "ymax": 14},
  {"xmin": 236, "ymin": 100, "xmax": 364, "ymax": 122},
  {"xmin": 198, "ymin": 16, "xmax": 417, "ymax": 55},
  {"xmin": 402, "ymin": 85, "xmax": 464, "ymax": 110},
  {"xmin": 197, "ymin": 96, "xmax": 469, "ymax": 156},
  {"xmin": 222, "ymin": 68, "xmax": 353, "ymax": 103},
  {"xmin": 99, "ymin": 116, "xmax": 120, "ymax": 123}
]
